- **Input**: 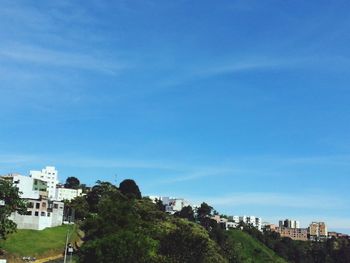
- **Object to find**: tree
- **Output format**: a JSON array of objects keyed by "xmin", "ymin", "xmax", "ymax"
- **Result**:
[
  {"xmin": 0, "ymin": 179, "xmax": 27, "ymax": 240},
  {"xmin": 196, "ymin": 202, "xmax": 213, "ymax": 221},
  {"xmin": 174, "ymin": 206, "xmax": 195, "ymax": 221},
  {"xmin": 86, "ymin": 181, "xmax": 117, "ymax": 213},
  {"xmin": 119, "ymin": 179, "xmax": 141, "ymax": 199},
  {"xmin": 78, "ymin": 230, "xmax": 159, "ymax": 263},
  {"xmin": 155, "ymin": 198, "xmax": 165, "ymax": 212},
  {"xmin": 65, "ymin": 176, "xmax": 80, "ymax": 189},
  {"xmin": 65, "ymin": 196, "xmax": 89, "ymax": 221}
]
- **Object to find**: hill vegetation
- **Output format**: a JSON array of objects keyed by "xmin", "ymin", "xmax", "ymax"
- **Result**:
[
  {"xmin": 70, "ymin": 180, "xmax": 287, "ymax": 263},
  {"xmin": 225, "ymin": 229, "xmax": 286, "ymax": 263},
  {"xmin": 3, "ymin": 179, "xmax": 350, "ymax": 262},
  {"xmin": 0, "ymin": 224, "xmax": 78, "ymax": 258}
]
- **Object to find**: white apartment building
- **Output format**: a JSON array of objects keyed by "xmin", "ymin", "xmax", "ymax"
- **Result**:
[
  {"xmin": 229, "ymin": 215, "xmax": 262, "ymax": 231},
  {"xmin": 1, "ymin": 174, "xmax": 42, "ymax": 199},
  {"xmin": 148, "ymin": 196, "xmax": 190, "ymax": 214},
  {"xmin": 55, "ymin": 187, "xmax": 83, "ymax": 201},
  {"xmin": 30, "ymin": 166, "xmax": 59, "ymax": 200}
]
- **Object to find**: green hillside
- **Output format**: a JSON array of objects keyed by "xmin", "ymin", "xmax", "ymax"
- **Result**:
[
  {"xmin": 225, "ymin": 229, "xmax": 287, "ymax": 263},
  {"xmin": 0, "ymin": 224, "xmax": 77, "ymax": 258}
]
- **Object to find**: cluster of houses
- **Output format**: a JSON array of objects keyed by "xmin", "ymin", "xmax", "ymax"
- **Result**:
[
  {"xmin": 149, "ymin": 196, "xmax": 349, "ymax": 241},
  {"xmin": 213, "ymin": 215, "xmax": 348, "ymax": 241},
  {"xmin": 1, "ymin": 166, "xmax": 83, "ymax": 230},
  {"xmin": 2, "ymin": 168, "xmax": 348, "ymax": 241}
]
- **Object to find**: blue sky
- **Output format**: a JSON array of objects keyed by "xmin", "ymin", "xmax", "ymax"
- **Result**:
[{"xmin": 1, "ymin": 0, "xmax": 350, "ymax": 233}]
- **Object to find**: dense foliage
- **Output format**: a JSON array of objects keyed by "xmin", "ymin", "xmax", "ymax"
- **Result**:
[
  {"xmin": 64, "ymin": 176, "xmax": 81, "ymax": 189},
  {"xmin": 77, "ymin": 180, "xmax": 226, "ymax": 263},
  {"xmin": 0, "ymin": 179, "xmax": 27, "ymax": 241},
  {"xmin": 240, "ymin": 223, "xmax": 350, "ymax": 263},
  {"xmin": 118, "ymin": 179, "xmax": 142, "ymax": 199},
  {"xmin": 66, "ymin": 179, "xmax": 349, "ymax": 263}
]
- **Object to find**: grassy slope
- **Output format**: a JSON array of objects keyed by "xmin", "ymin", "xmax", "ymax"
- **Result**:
[
  {"xmin": 227, "ymin": 229, "xmax": 287, "ymax": 263},
  {"xmin": 0, "ymin": 224, "xmax": 77, "ymax": 257}
]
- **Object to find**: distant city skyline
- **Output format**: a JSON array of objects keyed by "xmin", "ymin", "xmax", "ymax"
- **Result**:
[{"xmin": 1, "ymin": 0, "xmax": 350, "ymax": 234}]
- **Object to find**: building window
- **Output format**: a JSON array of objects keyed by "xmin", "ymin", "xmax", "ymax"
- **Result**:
[
  {"xmin": 54, "ymin": 204, "xmax": 58, "ymax": 209},
  {"xmin": 35, "ymin": 211, "xmax": 39, "ymax": 216},
  {"xmin": 28, "ymin": 202, "xmax": 34, "ymax": 208},
  {"xmin": 42, "ymin": 202, "xmax": 46, "ymax": 208},
  {"xmin": 47, "ymin": 212, "xmax": 51, "ymax": 217},
  {"xmin": 36, "ymin": 203, "xmax": 40, "ymax": 209},
  {"xmin": 41, "ymin": 212, "xmax": 46, "ymax": 216},
  {"xmin": 26, "ymin": 211, "xmax": 32, "ymax": 216}
]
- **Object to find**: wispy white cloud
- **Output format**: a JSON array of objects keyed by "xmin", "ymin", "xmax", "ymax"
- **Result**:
[
  {"xmin": 1, "ymin": 152, "xmax": 350, "ymax": 180},
  {"xmin": 192, "ymin": 56, "xmax": 303, "ymax": 76},
  {"xmin": 0, "ymin": 154, "xmax": 40, "ymax": 165},
  {"xmin": 153, "ymin": 55, "xmax": 309, "ymax": 90},
  {"xmin": 0, "ymin": 44, "xmax": 126, "ymax": 74}
]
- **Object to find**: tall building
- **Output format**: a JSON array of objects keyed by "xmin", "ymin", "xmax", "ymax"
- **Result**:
[
  {"xmin": 30, "ymin": 166, "xmax": 59, "ymax": 200},
  {"xmin": 1, "ymin": 173, "xmax": 64, "ymax": 230},
  {"xmin": 279, "ymin": 219, "xmax": 300, "ymax": 229},
  {"xmin": 309, "ymin": 222, "xmax": 328, "ymax": 241}
]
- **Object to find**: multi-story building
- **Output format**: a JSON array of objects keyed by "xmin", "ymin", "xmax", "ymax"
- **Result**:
[
  {"xmin": 274, "ymin": 227, "xmax": 308, "ymax": 241},
  {"xmin": 30, "ymin": 166, "xmax": 59, "ymax": 200},
  {"xmin": 228, "ymin": 215, "xmax": 262, "ymax": 231},
  {"xmin": 148, "ymin": 196, "xmax": 190, "ymax": 214},
  {"xmin": 55, "ymin": 185, "xmax": 83, "ymax": 201},
  {"xmin": 279, "ymin": 219, "xmax": 300, "ymax": 229},
  {"xmin": 328, "ymin": 232, "xmax": 349, "ymax": 239},
  {"xmin": 242, "ymin": 216, "xmax": 262, "ymax": 231},
  {"xmin": 1, "ymin": 174, "xmax": 47, "ymax": 199},
  {"xmin": 309, "ymin": 222, "xmax": 328, "ymax": 241},
  {"xmin": 1, "ymin": 173, "xmax": 64, "ymax": 230},
  {"xmin": 9, "ymin": 193, "xmax": 64, "ymax": 230}
]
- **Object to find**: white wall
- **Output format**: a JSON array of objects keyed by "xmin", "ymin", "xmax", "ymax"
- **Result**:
[
  {"xmin": 11, "ymin": 174, "xmax": 40, "ymax": 199},
  {"xmin": 10, "ymin": 212, "xmax": 52, "ymax": 230},
  {"xmin": 30, "ymin": 166, "xmax": 59, "ymax": 200},
  {"xmin": 55, "ymin": 188, "xmax": 82, "ymax": 201}
]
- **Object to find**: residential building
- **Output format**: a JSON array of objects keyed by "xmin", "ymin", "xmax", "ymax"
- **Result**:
[
  {"xmin": 279, "ymin": 219, "xmax": 300, "ymax": 229},
  {"xmin": 2, "ymin": 169, "xmax": 64, "ymax": 230},
  {"xmin": 309, "ymin": 222, "xmax": 328, "ymax": 241},
  {"xmin": 212, "ymin": 215, "xmax": 238, "ymax": 230},
  {"xmin": 55, "ymin": 185, "xmax": 83, "ymax": 201},
  {"xmin": 228, "ymin": 215, "xmax": 240, "ymax": 223},
  {"xmin": 263, "ymin": 224, "xmax": 277, "ymax": 232},
  {"xmin": 235, "ymin": 215, "xmax": 262, "ymax": 231},
  {"xmin": 30, "ymin": 166, "xmax": 59, "ymax": 200},
  {"xmin": 10, "ymin": 195, "xmax": 64, "ymax": 230},
  {"xmin": 1, "ymin": 173, "xmax": 47, "ymax": 199},
  {"xmin": 148, "ymin": 196, "xmax": 190, "ymax": 214},
  {"xmin": 274, "ymin": 227, "xmax": 308, "ymax": 241},
  {"xmin": 328, "ymin": 232, "xmax": 349, "ymax": 239}
]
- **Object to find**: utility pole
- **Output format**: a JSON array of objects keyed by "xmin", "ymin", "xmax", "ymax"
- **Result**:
[{"xmin": 63, "ymin": 230, "xmax": 69, "ymax": 263}]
